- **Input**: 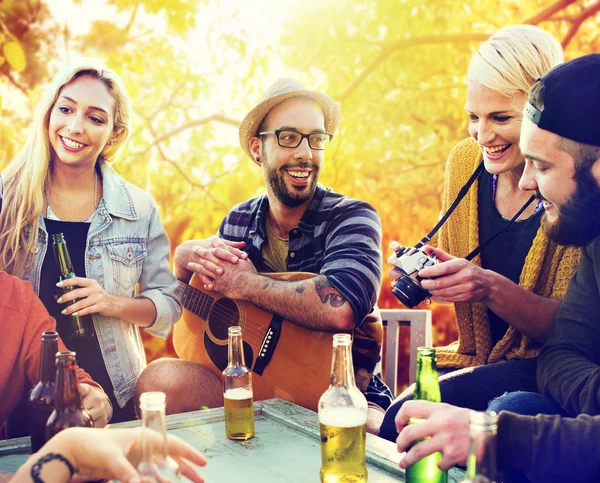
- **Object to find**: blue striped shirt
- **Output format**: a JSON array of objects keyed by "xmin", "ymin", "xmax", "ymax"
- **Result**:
[
  {"xmin": 217, "ymin": 184, "xmax": 394, "ymax": 409},
  {"xmin": 218, "ymin": 184, "xmax": 382, "ymax": 326}
]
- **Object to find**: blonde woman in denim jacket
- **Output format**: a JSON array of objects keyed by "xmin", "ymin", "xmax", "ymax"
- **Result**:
[{"xmin": 0, "ymin": 59, "xmax": 181, "ymax": 422}]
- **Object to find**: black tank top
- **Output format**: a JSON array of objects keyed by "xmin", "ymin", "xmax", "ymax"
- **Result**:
[
  {"xmin": 40, "ymin": 219, "xmax": 135, "ymax": 422},
  {"xmin": 477, "ymin": 169, "xmax": 543, "ymax": 345}
]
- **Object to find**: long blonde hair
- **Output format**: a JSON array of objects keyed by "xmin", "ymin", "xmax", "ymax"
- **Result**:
[
  {"xmin": 468, "ymin": 25, "xmax": 563, "ymax": 97},
  {"xmin": 0, "ymin": 58, "xmax": 131, "ymax": 275}
]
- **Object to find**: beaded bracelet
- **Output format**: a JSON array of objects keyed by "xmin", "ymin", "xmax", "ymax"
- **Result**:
[{"xmin": 30, "ymin": 452, "xmax": 75, "ymax": 483}]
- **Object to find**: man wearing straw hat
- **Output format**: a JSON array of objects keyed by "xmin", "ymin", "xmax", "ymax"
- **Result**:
[{"xmin": 137, "ymin": 78, "xmax": 393, "ymax": 432}]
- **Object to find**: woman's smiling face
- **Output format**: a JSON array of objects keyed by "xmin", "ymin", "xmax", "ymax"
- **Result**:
[
  {"xmin": 48, "ymin": 75, "xmax": 116, "ymax": 168},
  {"xmin": 465, "ymin": 81, "xmax": 528, "ymax": 175}
]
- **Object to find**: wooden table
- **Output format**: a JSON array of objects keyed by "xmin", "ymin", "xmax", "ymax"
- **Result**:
[{"xmin": 0, "ymin": 399, "xmax": 465, "ymax": 482}]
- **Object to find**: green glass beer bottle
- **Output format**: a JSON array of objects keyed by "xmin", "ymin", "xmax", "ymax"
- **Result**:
[
  {"xmin": 137, "ymin": 392, "xmax": 181, "ymax": 482},
  {"xmin": 406, "ymin": 347, "xmax": 448, "ymax": 483},
  {"xmin": 222, "ymin": 326, "xmax": 255, "ymax": 440},
  {"xmin": 28, "ymin": 331, "xmax": 59, "ymax": 452},
  {"xmin": 318, "ymin": 333, "xmax": 368, "ymax": 483},
  {"xmin": 462, "ymin": 411, "xmax": 498, "ymax": 483},
  {"xmin": 52, "ymin": 233, "xmax": 94, "ymax": 340}
]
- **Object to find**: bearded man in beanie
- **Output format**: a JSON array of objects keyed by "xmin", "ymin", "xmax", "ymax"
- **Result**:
[
  {"xmin": 389, "ymin": 54, "xmax": 600, "ymax": 483},
  {"xmin": 136, "ymin": 79, "xmax": 392, "ymax": 432}
]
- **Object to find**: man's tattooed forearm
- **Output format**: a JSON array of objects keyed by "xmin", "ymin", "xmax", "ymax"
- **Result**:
[{"xmin": 314, "ymin": 277, "xmax": 347, "ymax": 308}]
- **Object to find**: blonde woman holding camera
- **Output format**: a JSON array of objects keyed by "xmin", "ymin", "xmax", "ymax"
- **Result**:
[{"xmin": 381, "ymin": 25, "xmax": 580, "ymax": 441}]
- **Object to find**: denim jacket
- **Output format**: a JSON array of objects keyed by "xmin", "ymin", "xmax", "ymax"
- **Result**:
[{"xmin": 0, "ymin": 162, "xmax": 181, "ymax": 408}]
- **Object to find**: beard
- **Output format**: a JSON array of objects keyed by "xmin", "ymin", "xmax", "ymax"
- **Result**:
[
  {"xmin": 262, "ymin": 147, "xmax": 320, "ymax": 207},
  {"xmin": 539, "ymin": 162, "xmax": 600, "ymax": 246}
]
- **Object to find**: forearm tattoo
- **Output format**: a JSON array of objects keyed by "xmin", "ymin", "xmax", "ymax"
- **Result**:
[
  {"xmin": 30, "ymin": 453, "xmax": 75, "ymax": 483},
  {"xmin": 314, "ymin": 277, "xmax": 347, "ymax": 308},
  {"xmin": 262, "ymin": 279, "xmax": 284, "ymax": 290}
]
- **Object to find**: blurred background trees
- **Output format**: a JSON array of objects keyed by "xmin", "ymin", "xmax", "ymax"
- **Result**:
[{"xmin": 1, "ymin": 0, "xmax": 598, "ymax": 391}]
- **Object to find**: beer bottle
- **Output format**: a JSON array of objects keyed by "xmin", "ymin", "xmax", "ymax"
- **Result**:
[
  {"xmin": 28, "ymin": 331, "xmax": 58, "ymax": 452},
  {"xmin": 137, "ymin": 392, "xmax": 181, "ymax": 482},
  {"xmin": 406, "ymin": 347, "xmax": 448, "ymax": 483},
  {"xmin": 318, "ymin": 333, "xmax": 368, "ymax": 483},
  {"xmin": 462, "ymin": 411, "xmax": 498, "ymax": 483},
  {"xmin": 46, "ymin": 351, "xmax": 93, "ymax": 440},
  {"xmin": 52, "ymin": 233, "xmax": 94, "ymax": 340},
  {"xmin": 222, "ymin": 326, "xmax": 255, "ymax": 440}
]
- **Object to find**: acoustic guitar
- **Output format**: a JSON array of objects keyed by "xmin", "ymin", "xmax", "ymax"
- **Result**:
[{"xmin": 173, "ymin": 272, "xmax": 332, "ymax": 412}]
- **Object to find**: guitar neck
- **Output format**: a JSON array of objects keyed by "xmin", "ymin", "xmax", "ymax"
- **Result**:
[{"xmin": 177, "ymin": 280, "xmax": 213, "ymax": 320}]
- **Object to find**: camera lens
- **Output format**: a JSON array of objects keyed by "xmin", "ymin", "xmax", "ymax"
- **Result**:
[{"xmin": 391, "ymin": 275, "xmax": 430, "ymax": 309}]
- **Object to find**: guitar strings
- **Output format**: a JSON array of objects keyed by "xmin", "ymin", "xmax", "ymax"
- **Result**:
[{"xmin": 182, "ymin": 287, "xmax": 270, "ymax": 341}]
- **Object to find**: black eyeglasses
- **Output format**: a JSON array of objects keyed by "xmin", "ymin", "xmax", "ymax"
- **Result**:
[{"xmin": 259, "ymin": 129, "xmax": 333, "ymax": 150}]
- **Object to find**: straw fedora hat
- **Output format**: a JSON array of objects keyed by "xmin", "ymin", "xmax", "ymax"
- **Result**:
[{"xmin": 239, "ymin": 77, "xmax": 341, "ymax": 160}]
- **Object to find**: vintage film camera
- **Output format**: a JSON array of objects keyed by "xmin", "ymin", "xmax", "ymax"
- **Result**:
[
  {"xmin": 391, "ymin": 161, "xmax": 536, "ymax": 309},
  {"xmin": 391, "ymin": 245, "xmax": 437, "ymax": 309}
]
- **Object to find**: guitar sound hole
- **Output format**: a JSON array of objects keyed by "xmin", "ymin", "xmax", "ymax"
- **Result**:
[{"xmin": 209, "ymin": 298, "xmax": 240, "ymax": 341}]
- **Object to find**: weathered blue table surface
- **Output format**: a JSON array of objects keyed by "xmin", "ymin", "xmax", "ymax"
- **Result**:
[{"xmin": 0, "ymin": 398, "xmax": 465, "ymax": 482}]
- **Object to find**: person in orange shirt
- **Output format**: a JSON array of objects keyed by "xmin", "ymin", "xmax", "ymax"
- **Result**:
[{"xmin": 0, "ymin": 271, "xmax": 111, "ymax": 429}]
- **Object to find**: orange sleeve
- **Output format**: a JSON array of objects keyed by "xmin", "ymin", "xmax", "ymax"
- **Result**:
[{"xmin": 22, "ymin": 283, "xmax": 55, "ymax": 387}]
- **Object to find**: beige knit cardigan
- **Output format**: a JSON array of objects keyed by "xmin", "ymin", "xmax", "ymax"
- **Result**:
[{"xmin": 433, "ymin": 138, "xmax": 581, "ymax": 369}]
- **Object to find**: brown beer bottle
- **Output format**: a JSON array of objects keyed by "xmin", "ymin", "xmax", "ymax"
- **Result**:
[
  {"xmin": 46, "ymin": 351, "xmax": 93, "ymax": 440},
  {"xmin": 52, "ymin": 233, "xmax": 94, "ymax": 340},
  {"xmin": 28, "ymin": 331, "xmax": 59, "ymax": 452}
]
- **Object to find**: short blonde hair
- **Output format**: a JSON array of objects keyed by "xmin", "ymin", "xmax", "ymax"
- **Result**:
[
  {"xmin": 468, "ymin": 25, "xmax": 563, "ymax": 97},
  {"xmin": 0, "ymin": 58, "xmax": 132, "ymax": 274}
]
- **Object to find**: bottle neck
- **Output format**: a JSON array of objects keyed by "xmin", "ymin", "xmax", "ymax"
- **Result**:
[
  {"xmin": 53, "ymin": 238, "xmax": 75, "ymax": 277},
  {"xmin": 54, "ymin": 361, "xmax": 83, "ymax": 411},
  {"xmin": 414, "ymin": 352, "xmax": 441, "ymax": 402},
  {"xmin": 140, "ymin": 405, "xmax": 169, "ymax": 462},
  {"xmin": 330, "ymin": 341, "xmax": 356, "ymax": 388},
  {"xmin": 39, "ymin": 337, "xmax": 58, "ymax": 384},
  {"xmin": 466, "ymin": 412, "xmax": 498, "ymax": 481},
  {"xmin": 227, "ymin": 331, "xmax": 245, "ymax": 367}
]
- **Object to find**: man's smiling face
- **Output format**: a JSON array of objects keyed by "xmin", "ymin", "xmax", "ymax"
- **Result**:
[
  {"xmin": 255, "ymin": 97, "xmax": 326, "ymax": 208},
  {"xmin": 519, "ymin": 117, "xmax": 600, "ymax": 246}
]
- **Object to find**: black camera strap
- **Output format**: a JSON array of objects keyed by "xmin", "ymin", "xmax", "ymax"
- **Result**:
[
  {"xmin": 415, "ymin": 161, "xmax": 485, "ymax": 248},
  {"xmin": 465, "ymin": 194, "xmax": 537, "ymax": 261},
  {"xmin": 414, "ymin": 159, "xmax": 539, "ymax": 260}
]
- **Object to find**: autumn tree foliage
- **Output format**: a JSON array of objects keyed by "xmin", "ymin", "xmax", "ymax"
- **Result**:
[{"xmin": 1, "ymin": 0, "xmax": 599, "ymax": 390}]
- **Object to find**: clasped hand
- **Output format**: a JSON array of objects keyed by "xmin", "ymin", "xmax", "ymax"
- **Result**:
[
  {"xmin": 387, "ymin": 241, "xmax": 492, "ymax": 304},
  {"xmin": 181, "ymin": 236, "xmax": 257, "ymax": 298}
]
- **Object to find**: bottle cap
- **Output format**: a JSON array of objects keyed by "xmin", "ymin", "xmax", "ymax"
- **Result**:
[
  {"xmin": 140, "ymin": 391, "xmax": 167, "ymax": 411},
  {"xmin": 416, "ymin": 346, "xmax": 435, "ymax": 357},
  {"xmin": 332, "ymin": 333, "xmax": 351, "ymax": 346}
]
